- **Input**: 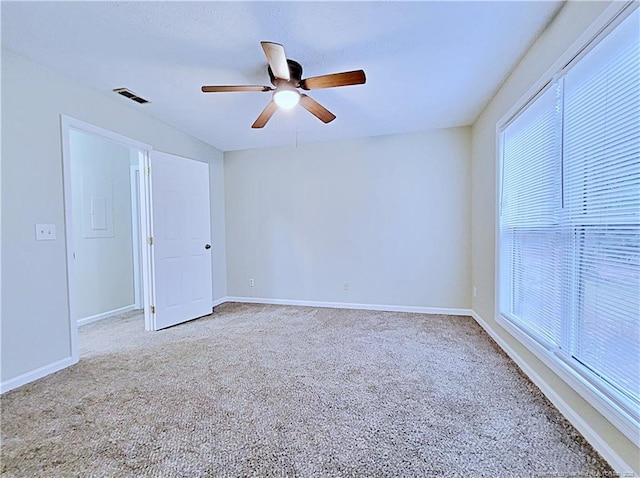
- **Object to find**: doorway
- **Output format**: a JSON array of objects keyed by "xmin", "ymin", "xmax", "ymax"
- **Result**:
[
  {"xmin": 62, "ymin": 116, "xmax": 215, "ymax": 361},
  {"xmin": 69, "ymin": 129, "xmax": 141, "ymax": 324},
  {"xmin": 61, "ymin": 116, "xmax": 153, "ymax": 361}
]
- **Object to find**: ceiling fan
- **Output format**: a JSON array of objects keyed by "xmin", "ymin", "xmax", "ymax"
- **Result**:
[{"xmin": 201, "ymin": 41, "xmax": 366, "ymax": 129}]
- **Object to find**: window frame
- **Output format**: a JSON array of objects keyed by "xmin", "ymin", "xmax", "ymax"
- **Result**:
[{"xmin": 494, "ymin": 0, "xmax": 639, "ymax": 444}]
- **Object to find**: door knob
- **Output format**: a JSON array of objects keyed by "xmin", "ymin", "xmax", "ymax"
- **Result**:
[{"xmin": 205, "ymin": 244, "xmax": 211, "ymax": 249}]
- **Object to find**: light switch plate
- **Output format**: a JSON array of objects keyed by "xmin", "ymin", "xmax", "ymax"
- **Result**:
[{"xmin": 35, "ymin": 224, "xmax": 56, "ymax": 241}]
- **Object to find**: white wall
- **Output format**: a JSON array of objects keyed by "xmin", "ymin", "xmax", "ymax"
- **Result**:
[
  {"xmin": 470, "ymin": 1, "xmax": 638, "ymax": 473},
  {"xmin": 70, "ymin": 129, "xmax": 135, "ymax": 320},
  {"xmin": 225, "ymin": 127, "xmax": 471, "ymax": 310},
  {"xmin": 1, "ymin": 47, "xmax": 227, "ymax": 386}
]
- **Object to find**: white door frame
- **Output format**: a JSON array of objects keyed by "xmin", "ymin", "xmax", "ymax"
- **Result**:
[
  {"xmin": 130, "ymin": 165, "xmax": 143, "ymax": 310},
  {"xmin": 60, "ymin": 115, "xmax": 154, "ymax": 363},
  {"xmin": 138, "ymin": 149, "xmax": 155, "ymax": 332}
]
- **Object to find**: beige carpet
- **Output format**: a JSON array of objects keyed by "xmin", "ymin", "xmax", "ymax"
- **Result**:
[{"xmin": 1, "ymin": 303, "xmax": 612, "ymax": 477}]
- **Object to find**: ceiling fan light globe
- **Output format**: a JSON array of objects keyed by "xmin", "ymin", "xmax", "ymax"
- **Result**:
[{"xmin": 273, "ymin": 89, "xmax": 300, "ymax": 109}]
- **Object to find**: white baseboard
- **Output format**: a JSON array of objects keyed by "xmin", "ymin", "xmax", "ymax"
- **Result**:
[
  {"xmin": 222, "ymin": 296, "xmax": 472, "ymax": 316},
  {"xmin": 1, "ymin": 355, "xmax": 77, "ymax": 394},
  {"xmin": 77, "ymin": 304, "xmax": 137, "ymax": 326},
  {"xmin": 212, "ymin": 297, "xmax": 227, "ymax": 308},
  {"xmin": 469, "ymin": 310, "xmax": 634, "ymax": 475}
]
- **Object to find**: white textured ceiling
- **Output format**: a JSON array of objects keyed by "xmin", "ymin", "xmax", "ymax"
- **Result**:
[{"xmin": 2, "ymin": 1, "xmax": 563, "ymax": 152}]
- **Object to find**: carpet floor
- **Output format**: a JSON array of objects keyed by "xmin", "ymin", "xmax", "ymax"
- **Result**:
[{"xmin": 1, "ymin": 303, "xmax": 613, "ymax": 477}]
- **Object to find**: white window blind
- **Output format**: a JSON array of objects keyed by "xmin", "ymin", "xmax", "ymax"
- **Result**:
[
  {"xmin": 500, "ymin": 85, "xmax": 562, "ymax": 346},
  {"xmin": 499, "ymin": 6, "xmax": 639, "ymax": 421},
  {"xmin": 562, "ymin": 8, "xmax": 640, "ymax": 404}
]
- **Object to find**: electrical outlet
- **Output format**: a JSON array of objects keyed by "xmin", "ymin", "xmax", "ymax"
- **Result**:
[
  {"xmin": 343, "ymin": 282, "xmax": 349, "ymax": 291},
  {"xmin": 249, "ymin": 279, "xmax": 255, "ymax": 287},
  {"xmin": 473, "ymin": 286, "xmax": 477, "ymax": 298}
]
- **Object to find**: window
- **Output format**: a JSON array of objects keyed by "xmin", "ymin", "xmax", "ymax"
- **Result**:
[{"xmin": 498, "ymin": 5, "xmax": 639, "ymax": 436}]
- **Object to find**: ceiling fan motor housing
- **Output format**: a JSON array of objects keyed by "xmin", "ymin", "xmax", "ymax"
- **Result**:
[{"xmin": 268, "ymin": 59, "xmax": 303, "ymax": 87}]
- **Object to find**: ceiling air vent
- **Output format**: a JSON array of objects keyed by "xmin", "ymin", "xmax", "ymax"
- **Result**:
[{"xmin": 113, "ymin": 88, "xmax": 149, "ymax": 104}]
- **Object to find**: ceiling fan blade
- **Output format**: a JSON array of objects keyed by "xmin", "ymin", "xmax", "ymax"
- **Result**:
[
  {"xmin": 261, "ymin": 41, "xmax": 290, "ymax": 81},
  {"xmin": 299, "ymin": 94, "xmax": 336, "ymax": 124},
  {"xmin": 201, "ymin": 85, "xmax": 272, "ymax": 93},
  {"xmin": 300, "ymin": 70, "xmax": 366, "ymax": 90},
  {"xmin": 252, "ymin": 101, "xmax": 278, "ymax": 129}
]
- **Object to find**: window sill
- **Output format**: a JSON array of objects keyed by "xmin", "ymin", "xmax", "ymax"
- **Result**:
[{"xmin": 496, "ymin": 313, "xmax": 639, "ymax": 446}]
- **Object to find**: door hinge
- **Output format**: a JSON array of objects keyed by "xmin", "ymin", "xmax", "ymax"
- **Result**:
[
  {"xmin": 151, "ymin": 305, "xmax": 155, "ymax": 314},
  {"xmin": 146, "ymin": 166, "xmax": 151, "ymax": 175},
  {"xmin": 147, "ymin": 236, "xmax": 154, "ymax": 245}
]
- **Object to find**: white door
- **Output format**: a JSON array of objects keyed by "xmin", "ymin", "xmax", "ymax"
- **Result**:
[{"xmin": 149, "ymin": 151, "xmax": 212, "ymax": 330}]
